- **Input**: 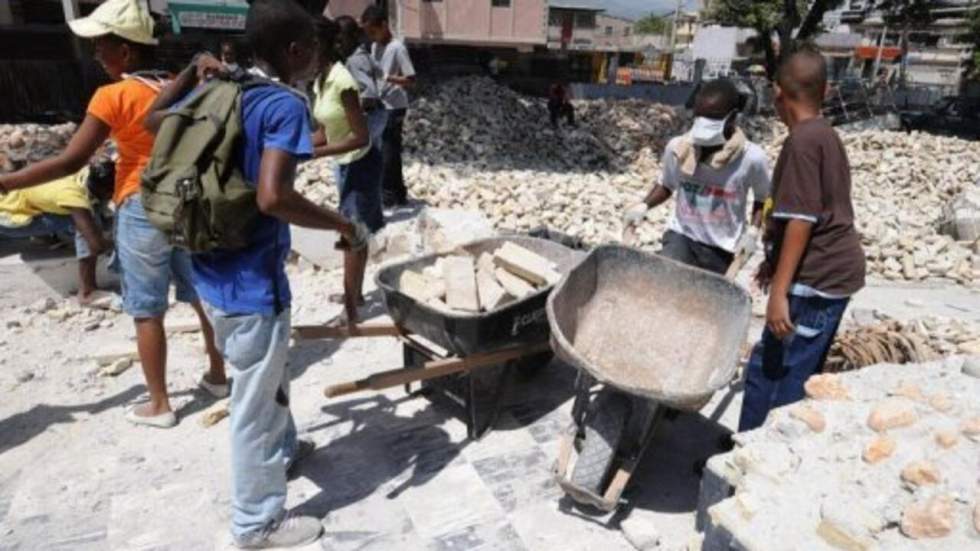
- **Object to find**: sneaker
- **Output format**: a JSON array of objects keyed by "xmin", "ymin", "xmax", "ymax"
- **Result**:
[
  {"xmin": 198, "ymin": 374, "xmax": 230, "ymax": 399},
  {"xmin": 233, "ymin": 513, "xmax": 323, "ymax": 549},
  {"xmin": 286, "ymin": 438, "xmax": 316, "ymax": 474}
]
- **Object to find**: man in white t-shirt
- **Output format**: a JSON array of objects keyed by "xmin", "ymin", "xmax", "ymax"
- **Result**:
[
  {"xmin": 362, "ymin": 5, "xmax": 416, "ymax": 208},
  {"xmin": 625, "ymin": 79, "xmax": 771, "ymax": 274}
]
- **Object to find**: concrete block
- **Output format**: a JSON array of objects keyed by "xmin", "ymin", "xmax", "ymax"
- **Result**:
[
  {"xmin": 442, "ymin": 256, "xmax": 480, "ymax": 312},
  {"xmin": 398, "ymin": 270, "xmax": 444, "ymax": 303},
  {"xmin": 493, "ymin": 268, "xmax": 535, "ymax": 300},
  {"xmin": 476, "ymin": 269, "xmax": 511, "ymax": 312},
  {"xmin": 492, "ymin": 242, "xmax": 560, "ymax": 286}
]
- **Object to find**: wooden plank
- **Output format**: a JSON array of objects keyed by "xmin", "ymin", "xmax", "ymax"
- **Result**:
[
  {"xmin": 443, "ymin": 255, "xmax": 480, "ymax": 312},
  {"xmin": 293, "ymin": 322, "xmax": 401, "ymax": 340}
]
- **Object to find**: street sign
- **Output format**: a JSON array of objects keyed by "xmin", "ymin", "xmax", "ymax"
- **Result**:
[{"xmin": 169, "ymin": 0, "xmax": 248, "ymax": 33}]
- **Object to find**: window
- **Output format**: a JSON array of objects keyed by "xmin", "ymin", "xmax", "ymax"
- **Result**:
[
  {"xmin": 624, "ymin": 27, "xmax": 631, "ymax": 37},
  {"xmin": 492, "ymin": 0, "xmax": 511, "ymax": 6},
  {"xmin": 605, "ymin": 26, "xmax": 613, "ymax": 36},
  {"xmin": 574, "ymin": 12, "xmax": 595, "ymax": 29}
]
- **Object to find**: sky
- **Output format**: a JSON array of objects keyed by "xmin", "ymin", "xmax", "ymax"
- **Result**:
[{"xmin": 602, "ymin": 0, "xmax": 703, "ymax": 20}]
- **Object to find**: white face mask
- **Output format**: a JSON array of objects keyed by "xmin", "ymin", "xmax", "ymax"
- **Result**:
[{"xmin": 690, "ymin": 111, "xmax": 735, "ymax": 146}]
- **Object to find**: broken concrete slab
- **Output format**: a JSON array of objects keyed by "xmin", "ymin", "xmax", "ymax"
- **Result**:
[{"xmin": 442, "ymin": 256, "xmax": 480, "ymax": 313}]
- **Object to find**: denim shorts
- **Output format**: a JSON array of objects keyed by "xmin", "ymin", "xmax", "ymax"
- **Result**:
[
  {"xmin": 115, "ymin": 195, "xmax": 197, "ymax": 318},
  {"xmin": 336, "ymin": 145, "xmax": 385, "ymax": 233}
]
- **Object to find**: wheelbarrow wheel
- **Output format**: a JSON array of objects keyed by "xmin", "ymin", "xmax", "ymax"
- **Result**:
[{"xmin": 571, "ymin": 390, "xmax": 630, "ymax": 495}]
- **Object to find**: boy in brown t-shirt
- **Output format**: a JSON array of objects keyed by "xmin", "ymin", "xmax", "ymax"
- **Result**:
[{"xmin": 738, "ymin": 48, "xmax": 866, "ymax": 432}]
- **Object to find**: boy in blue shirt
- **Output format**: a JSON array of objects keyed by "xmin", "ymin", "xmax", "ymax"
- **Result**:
[{"xmin": 147, "ymin": 0, "xmax": 368, "ymax": 547}]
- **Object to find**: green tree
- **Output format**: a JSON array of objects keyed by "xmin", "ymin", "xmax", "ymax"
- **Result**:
[
  {"xmin": 635, "ymin": 13, "xmax": 670, "ymax": 35},
  {"xmin": 705, "ymin": 0, "xmax": 845, "ymax": 78}
]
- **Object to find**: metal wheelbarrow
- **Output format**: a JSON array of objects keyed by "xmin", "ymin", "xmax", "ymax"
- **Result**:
[
  {"xmin": 546, "ymin": 245, "xmax": 752, "ymax": 511},
  {"xmin": 295, "ymin": 236, "xmax": 584, "ymax": 438}
]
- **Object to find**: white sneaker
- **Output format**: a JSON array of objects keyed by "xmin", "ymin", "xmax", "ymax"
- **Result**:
[
  {"xmin": 233, "ymin": 513, "xmax": 323, "ymax": 549},
  {"xmin": 198, "ymin": 374, "xmax": 230, "ymax": 399}
]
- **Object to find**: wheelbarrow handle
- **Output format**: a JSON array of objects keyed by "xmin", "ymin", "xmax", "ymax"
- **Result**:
[
  {"xmin": 323, "ymin": 342, "xmax": 550, "ymax": 399},
  {"xmin": 293, "ymin": 322, "xmax": 402, "ymax": 340}
]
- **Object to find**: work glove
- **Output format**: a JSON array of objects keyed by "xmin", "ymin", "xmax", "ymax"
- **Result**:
[{"xmin": 623, "ymin": 202, "xmax": 649, "ymax": 227}]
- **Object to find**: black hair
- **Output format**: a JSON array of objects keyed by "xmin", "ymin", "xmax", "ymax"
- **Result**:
[
  {"xmin": 360, "ymin": 5, "xmax": 388, "ymax": 26},
  {"xmin": 314, "ymin": 16, "xmax": 342, "ymax": 66},
  {"xmin": 695, "ymin": 78, "xmax": 745, "ymax": 114},
  {"xmin": 245, "ymin": 0, "xmax": 315, "ymax": 66},
  {"xmin": 86, "ymin": 159, "xmax": 115, "ymax": 201},
  {"xmin": 101, "ymin": 33, "xmax": 158, "ymax": 70},
  {"xmin": 776, "ymin": 46, "xmax": 828, "ymax": 105},
  {"xmin": 335, "ymin": 15, "xmax": 363, "ymax": 60}
]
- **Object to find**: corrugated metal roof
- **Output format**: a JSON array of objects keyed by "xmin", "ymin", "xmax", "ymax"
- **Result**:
[{"xmin": 548, "ymin": 0, "xmax": 606, "ymax": 12}]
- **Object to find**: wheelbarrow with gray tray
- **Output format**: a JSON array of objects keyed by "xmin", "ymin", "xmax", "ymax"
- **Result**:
[{"xmin": 547, "ymin": 244, "xmax": 752, "ymax": 511}]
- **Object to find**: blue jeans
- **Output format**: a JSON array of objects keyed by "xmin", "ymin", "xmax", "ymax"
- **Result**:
[
  {"xmin": 115, "ymin": 196, "xmax": 197, "ymax": 318},
  {"xmin": 738, "ymin": 294, "xmax": 849, "ymax": 432},
  {"xmin": 203, "ymin": 304, "xmax": 297, "ymax": 541},
  {"xmin": 0, "ymin": 213, "xmax": 93, "ymax": 258}
]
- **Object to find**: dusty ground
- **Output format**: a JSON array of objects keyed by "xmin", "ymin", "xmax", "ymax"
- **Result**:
[{"xmin": 1, "ymin": 234, "xmax": 979, "ymax": 551}]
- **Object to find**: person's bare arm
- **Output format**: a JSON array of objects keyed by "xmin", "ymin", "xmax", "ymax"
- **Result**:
[
  {"xmin": 766, "ymin": 219, "xmax": 812, "ymax": 339},
  {"xmin": 313, "ymin": 90, "xmax": 369, "ymax": 158},
  {"xmin": 255, "ymin": 148, "xmax": 355, "ymax": 237},
  {"xmin": 144, "ymin": 53, "xmax": 225, "ymax": 135},
  {"xmin": 68, "ymin": 208, "xmax": 110, "ymax": 256},
  {"xmin": 0, "ymin": 116, "xmax": 108, "ymax": 192},
  {"xmin": 751, "ymin": 201, "xmax": 765, "ymax": 227},
  {"xmin": 386, "ymin": 75, "xmax": 415, "ymax": 88},
  {"xmin": 642, "ymin": 185, "xmax": 673, "ymax": 209}
]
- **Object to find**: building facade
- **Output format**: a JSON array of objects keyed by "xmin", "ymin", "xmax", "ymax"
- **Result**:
[{"xmin": 838, "ymin": 0, "xmax": 978, "ymax": 91}]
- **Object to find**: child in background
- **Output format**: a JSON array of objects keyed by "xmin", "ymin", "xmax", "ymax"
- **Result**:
[
  {"xmin": 0, "ymin": 160, "xmax": 113, "ymax": 301},
  {"xmin": 738, "ymin": 48, "xmax": 866, "ymax": 432},
  {"xmin": 145, "ymin": 0, "xmax": 368, "ymax": 546},
  {"xmin": 0, "ymin": 0, "xmax": 225, "ymax": 428},
  {"xmin": 311, "ymin": 16, "xmax": 383, "ymax": 325}
]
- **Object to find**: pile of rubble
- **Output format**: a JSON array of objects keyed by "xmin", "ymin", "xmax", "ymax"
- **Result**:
[
  {"xmin": 836, "ymin": 131, "xmax": 980, "ymax": 285},
  {"xmin": 698, "ymin": 357, "xmax": 980, "ymax": 550},
  {"xmin": 0, "ymin": 123, "xmax": 75, "ymax": 171},
  {"xmin": 295, "ymin": 76, "xmax": 980, "ymax": 287}
]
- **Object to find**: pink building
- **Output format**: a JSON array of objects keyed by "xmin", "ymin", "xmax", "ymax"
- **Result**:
[{"xmin": 328, "ymin": 0, "xmax": 547, "ymax": 49}]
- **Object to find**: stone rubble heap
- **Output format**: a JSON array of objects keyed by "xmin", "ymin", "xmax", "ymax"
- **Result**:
[
  {"xmin": 698, "ymin": 357, "xmax": 980, "ymax": 550},
  {"xmin": 0, "ymin": 76, "xmax": 976, "ymax": 286},
  {"xmin": 0, "ymin": 123, "xmax": 75, "ymax": 171},
  {"xmin": 296, "ymin": 76, "xmax": 980, "ymax": 287},
  {"xmin": 839, "ymin": 131, "xmax": 980, "ymax": 285}
]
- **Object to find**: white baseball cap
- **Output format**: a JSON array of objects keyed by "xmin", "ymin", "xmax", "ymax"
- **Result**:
[{"xmin": 68, "ymin": 0, "xmax": 158, "ymax": 46}]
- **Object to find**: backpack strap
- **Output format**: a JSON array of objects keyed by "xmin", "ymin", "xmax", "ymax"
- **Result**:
[{"xmin": 124, "ymin": 70, "xmax": 172, "ymax": 92}]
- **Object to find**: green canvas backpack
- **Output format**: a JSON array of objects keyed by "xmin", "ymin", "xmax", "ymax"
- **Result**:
[{"xmin": 141, "ymin": 76, "xmax": 261, "ymax": 252}]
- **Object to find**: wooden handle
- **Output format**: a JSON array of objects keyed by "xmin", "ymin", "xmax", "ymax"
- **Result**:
[
  {"xmin": 294, "ymin": 322, "xmax": 401, "ymax": 340},
  {"xmin": 322, "ymin": 342, "xmax": 551, "ymax": 399},
  {"xmin": 324, "ymin": 381, "xmax": 364, "ymax": 398}
]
